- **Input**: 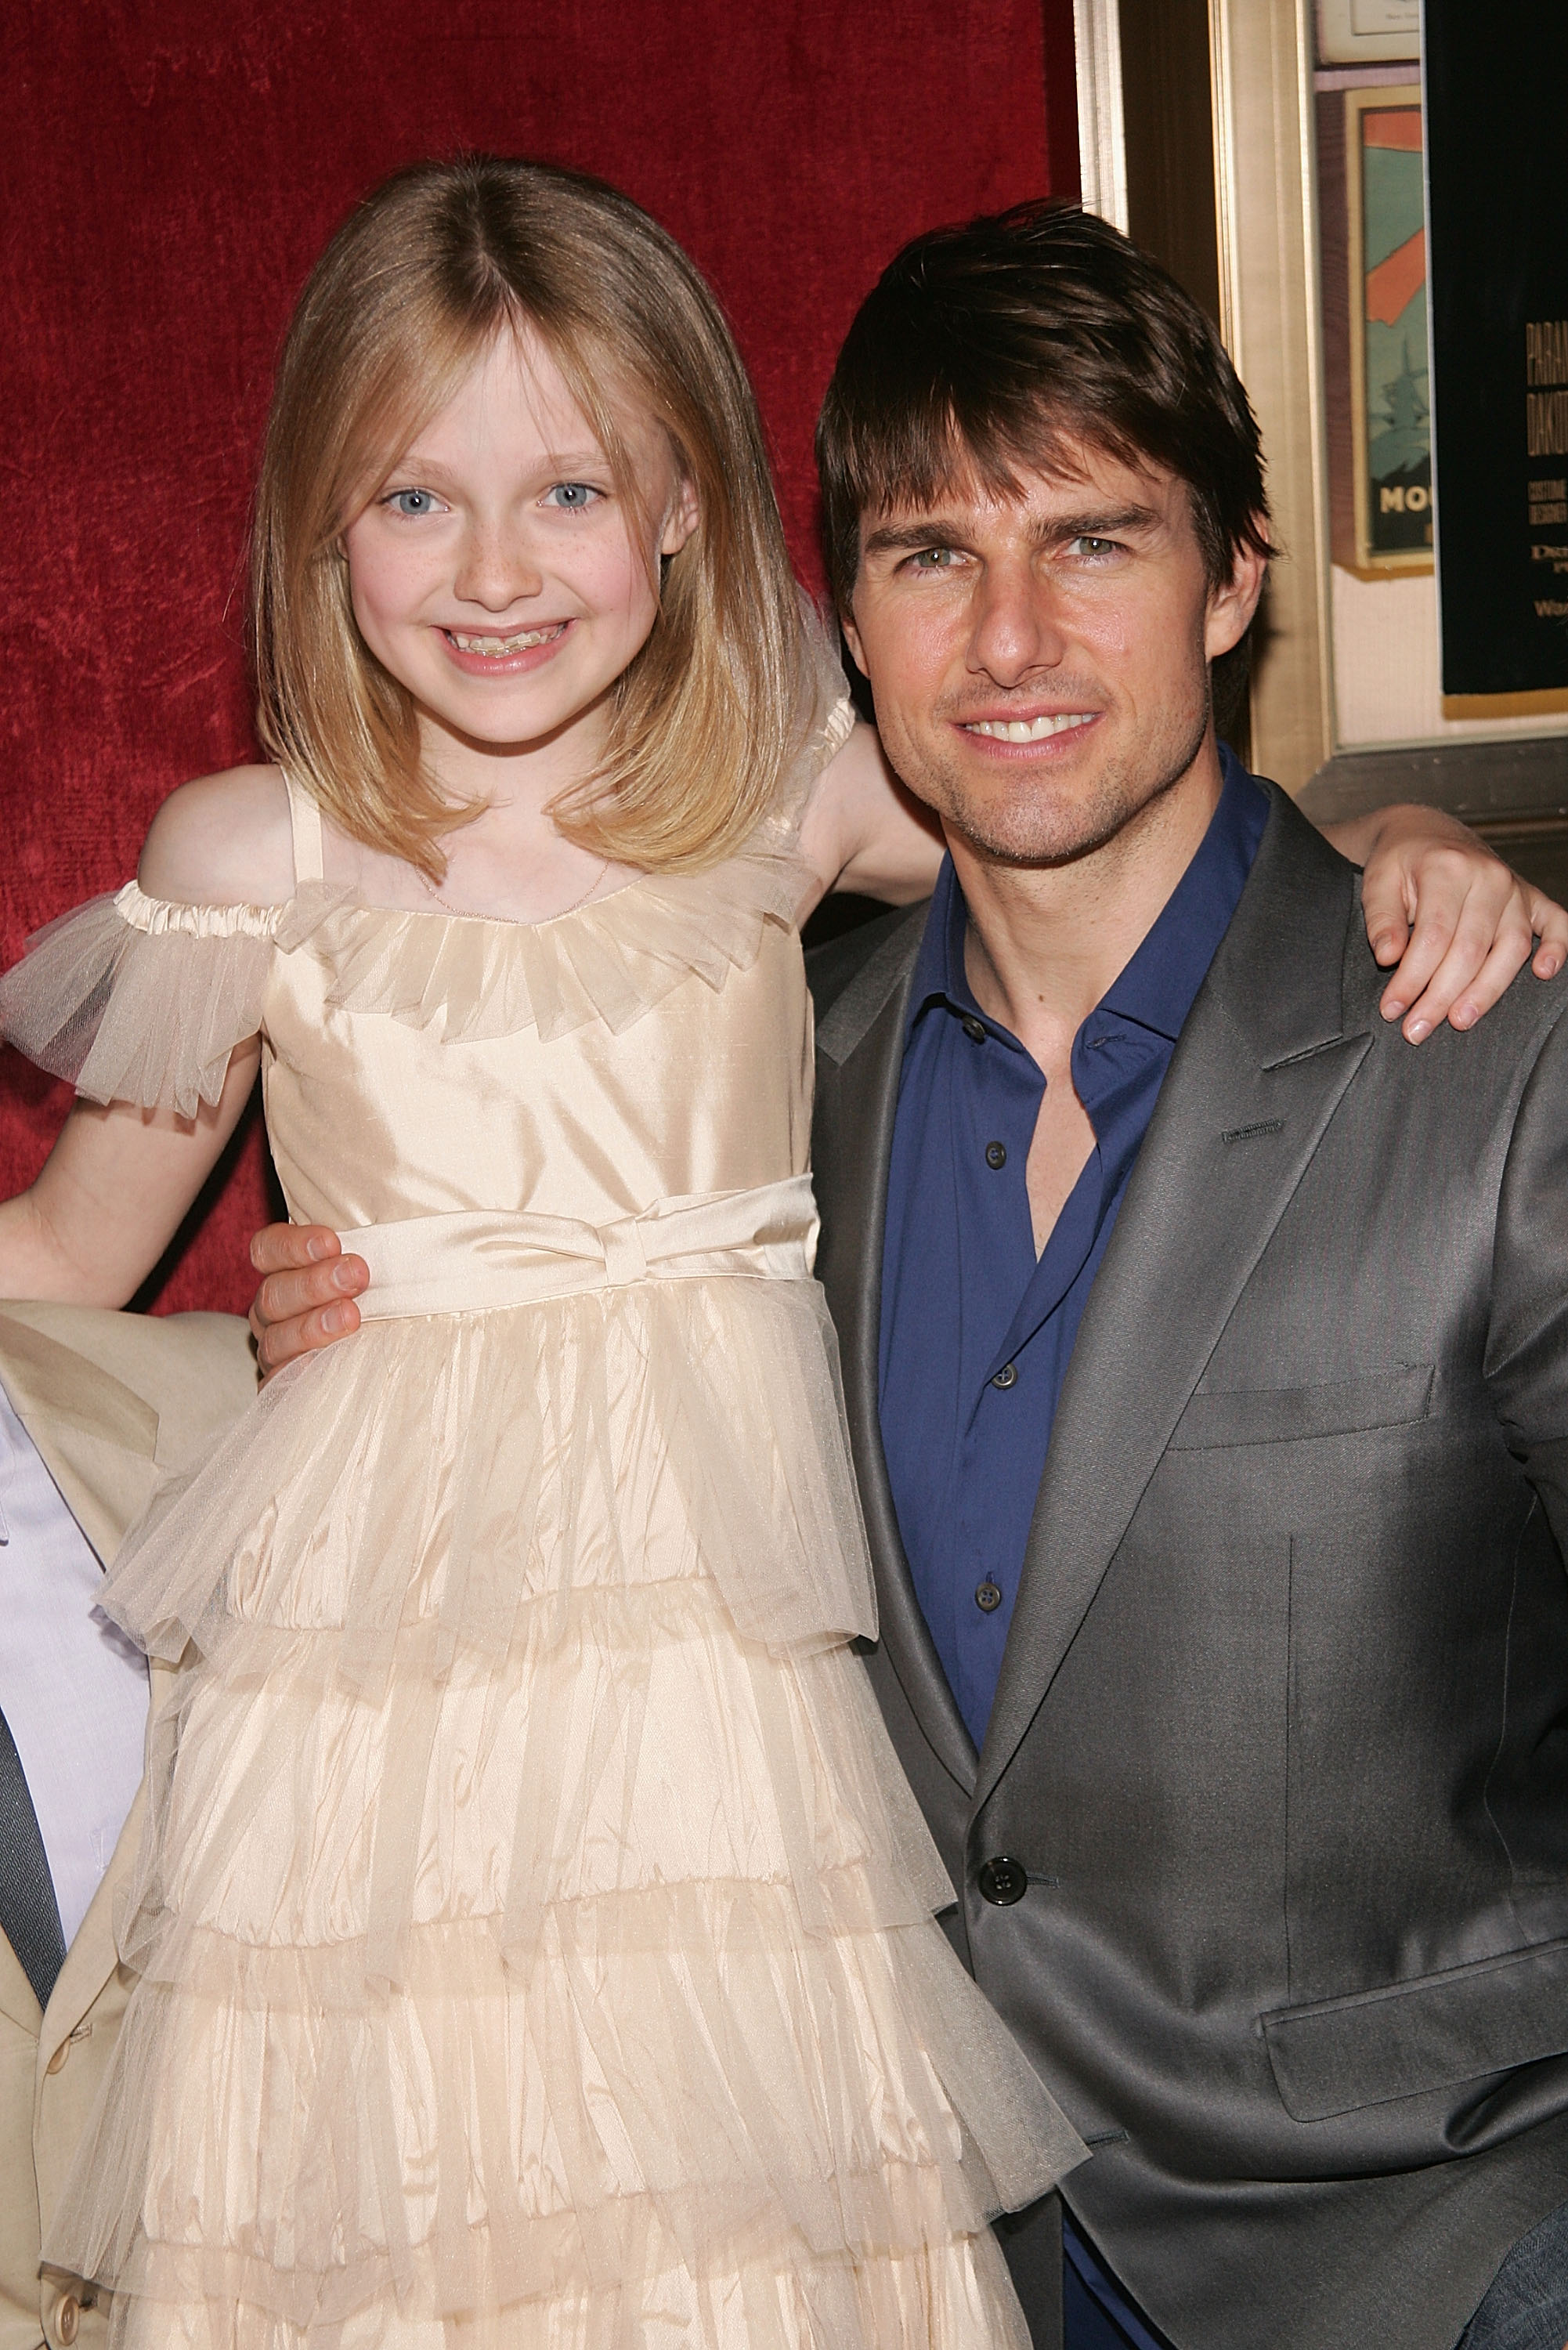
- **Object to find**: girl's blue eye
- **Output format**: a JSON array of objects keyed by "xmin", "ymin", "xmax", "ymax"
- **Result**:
[
  {"xmin": 545, "ymin": 483, "xmax": 599, "ymax": 510},
  {"xmin": 388, "ymin": 489, "xmax": 437, "ymax": 516}
]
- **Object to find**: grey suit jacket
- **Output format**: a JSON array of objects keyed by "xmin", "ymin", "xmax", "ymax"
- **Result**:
[{"xmin": 807, "ymin": 785, "xmax": 1568, "ymax": 2350}]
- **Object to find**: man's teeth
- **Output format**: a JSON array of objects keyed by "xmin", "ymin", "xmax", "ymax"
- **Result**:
[
  {"xmin": 964, "ymin": 712, "xmax": 1094, "ymax": 742},
  {"xmin": 447, "ymin": 626, "xmax": 563, "ymax": 656}
]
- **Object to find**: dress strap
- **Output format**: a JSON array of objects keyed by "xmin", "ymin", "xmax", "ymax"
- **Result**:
[{"xmin": 283, "ymin": 773, "xmax": 325, "ymax": 887}]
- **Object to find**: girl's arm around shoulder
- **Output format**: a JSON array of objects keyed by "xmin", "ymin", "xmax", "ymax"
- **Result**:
[
  {"xmin": 0, "ymin": 765, "xmax": 291, "ymax": 1307},
  {"xmin": 794, "ymin": 722, "xmax": 943, "ymax": 921}
]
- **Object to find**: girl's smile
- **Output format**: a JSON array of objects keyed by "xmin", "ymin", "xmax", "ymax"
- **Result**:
[{"xmin": 439, "ymin": 618, "xmax": 573, "ymax": 675}]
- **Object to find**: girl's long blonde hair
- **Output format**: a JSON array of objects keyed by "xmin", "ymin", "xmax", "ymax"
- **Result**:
[{"xmin": 252, "ymin": 157, "xmax": 804, "ymax": 880}]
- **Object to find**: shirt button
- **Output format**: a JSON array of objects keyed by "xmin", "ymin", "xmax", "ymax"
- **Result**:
[
  {"xmin": 975, "ymin": 1581, "xmax": 1003, "ymax": 1612},
  {"xmin": 992, "ymin": 1362, "xmax": 1018, "ymax": 1390},
  {"xmin": 985, "ymin": 1140, "xmax": 1007, "ymax": 1170},
  {"xmin": 962, "ymin": 1014, "xmax": 987, "ymax": 1043}
]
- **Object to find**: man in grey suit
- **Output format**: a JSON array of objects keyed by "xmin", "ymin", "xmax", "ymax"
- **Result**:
[
  {"xmin": 247, "ymin": 209, "xmax": 1568, "ymax": 2347},
  {"xmin": 801, "ymin": 206, "xmax": 1568, "ymax": 2348}
]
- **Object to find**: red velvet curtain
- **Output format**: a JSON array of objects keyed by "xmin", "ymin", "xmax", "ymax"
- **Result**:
[{"xmin": 1, "ymin": 1, "xmax": 1078, "ymax": 1311}]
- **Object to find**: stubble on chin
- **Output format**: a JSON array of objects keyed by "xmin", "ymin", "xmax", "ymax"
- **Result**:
[{"xmin": 906, "ymin": 700, "xmax": 1212, "ymax": 873}]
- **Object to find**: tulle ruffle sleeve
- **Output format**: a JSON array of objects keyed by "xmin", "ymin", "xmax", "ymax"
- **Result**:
[{"xmin": 0, "ymin": 879, "xmax": 338, "ymax": 1121}]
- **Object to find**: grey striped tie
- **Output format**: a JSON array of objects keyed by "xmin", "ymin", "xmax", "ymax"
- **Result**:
[{"xmin": 0, "ymin": 1705, "xmax": 66, "ymax": 2010}]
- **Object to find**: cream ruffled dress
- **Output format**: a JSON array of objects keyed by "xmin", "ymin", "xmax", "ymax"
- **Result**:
[{"xmin": 0, "ymin": 700, "xmax": 1085, "ymax": 2348}]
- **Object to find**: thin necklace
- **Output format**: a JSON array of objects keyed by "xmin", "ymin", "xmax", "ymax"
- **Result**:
[{"xmin": 426, "ymin": 855, "xmax": 610, "ymax": 924}]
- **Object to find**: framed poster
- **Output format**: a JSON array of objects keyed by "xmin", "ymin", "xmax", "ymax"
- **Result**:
[{"xmin": 1345, "ymin": 87, "xmax": 1431, "ymax": 575}]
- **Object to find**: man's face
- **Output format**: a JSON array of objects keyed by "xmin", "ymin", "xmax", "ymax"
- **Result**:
[{"xmin": 840, "ymin": 439, "xmax": 1264, "ymax": 868}]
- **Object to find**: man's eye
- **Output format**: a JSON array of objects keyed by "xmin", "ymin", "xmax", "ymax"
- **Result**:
[
  {"xmin": 909, "ymin": 547, "xmax": 960, "ymax": 571},
  {"xmin": 1068, "ymin": 534, "xmax": 1119, "ymax": 558},
  {"xmin": 544, "ymin": 483, "xmax": 601, "ymax": 511}
]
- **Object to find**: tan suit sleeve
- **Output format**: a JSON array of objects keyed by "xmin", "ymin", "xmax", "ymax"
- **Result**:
[{"xmin": 0, "ymin": 1307, "xmax": 257, "ymax": 2348}]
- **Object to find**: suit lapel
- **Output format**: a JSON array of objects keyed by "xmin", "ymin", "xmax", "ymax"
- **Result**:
[
  {"xmin": 977, "ymin": 794, "xmax": 1372, "ymax": 1811},
  {"xmin": 815, "ymin": 909, "xmax": 979, "ymax": 1796}
]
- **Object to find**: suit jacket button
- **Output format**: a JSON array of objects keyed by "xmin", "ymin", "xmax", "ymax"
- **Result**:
[
  {"xmin": 975, "ymin": 1581, "xmax": 1003, "ymax": 1612},
  {"xmin": 56, "ymin": 2294, "xmax": 81, "ymax": 2345},
  {"xmin": 992, "ymin": 1363, "xmax": 1018, "ymax": 1390},
  {"xmin": 977, "ymin": 1855, "xmax": 1028, "ymax": 1906}
]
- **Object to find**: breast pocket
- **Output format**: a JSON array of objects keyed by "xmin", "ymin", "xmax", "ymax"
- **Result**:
[{"xmin": 1167, "ymin": 1365, "xmax": 1434, "ymax": 1451}]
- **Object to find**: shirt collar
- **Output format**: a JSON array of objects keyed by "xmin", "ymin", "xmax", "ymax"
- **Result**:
[
  {"xmin": 1093, "ymin": 746, "xmax": 1270, "ymax": 1043},
  {"xmin": 906, "ymin": 744, "xmax": 1269, "ymax": 1050}
]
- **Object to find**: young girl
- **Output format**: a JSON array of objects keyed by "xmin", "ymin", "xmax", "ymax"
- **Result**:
[{"xmin": 0, "ymin": 158, "xmax": 1552, "ymax": 2349}]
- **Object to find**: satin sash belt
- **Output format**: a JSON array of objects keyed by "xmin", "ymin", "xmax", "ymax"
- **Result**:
[{"xmin": 341, "ymin": 1174, "xmax": 820, "ymax": 1321}]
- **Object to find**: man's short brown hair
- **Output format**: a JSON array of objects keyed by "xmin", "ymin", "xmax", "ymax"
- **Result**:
[{"xmin": 817, "ymin": 201, "xmax": 1274, "ymax": 617}]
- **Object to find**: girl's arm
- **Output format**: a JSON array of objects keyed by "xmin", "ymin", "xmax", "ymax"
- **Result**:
[
  {"xmin": 800, "ymin": 722, "xmax": 1568, "ymax": 1043},
  {"xmin": 0, "ymin": 1050, "xmax": 260, "ymax": 1305},
  {"xmin": 0, "ymin": 763, "xmax": 289, "ymax": 1304}
]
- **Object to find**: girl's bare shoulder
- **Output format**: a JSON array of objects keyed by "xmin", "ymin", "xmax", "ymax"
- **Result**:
[{"xmin": 137, "ymin": 764, "xmax": 298, "ymax": 909}]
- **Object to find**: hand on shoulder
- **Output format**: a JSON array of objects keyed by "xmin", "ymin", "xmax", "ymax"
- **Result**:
[{"xmin": 138, "ymin": 764, "xmax": 297, "ymax": 909}]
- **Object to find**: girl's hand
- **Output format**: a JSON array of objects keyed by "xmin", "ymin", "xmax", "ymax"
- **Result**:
[{"xmin": 1326, "ymin": 804, "xmax": 1568, "ymax": 1043}]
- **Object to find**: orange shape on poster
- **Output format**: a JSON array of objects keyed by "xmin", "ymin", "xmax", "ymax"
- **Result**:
[
  {"xmin": 1364, "ymin": 109, "xmax": 1423, "ymax": 150},
  {"xmin": 1367, "ymin": 227, "xmax": 1425, "ymax": 326}
]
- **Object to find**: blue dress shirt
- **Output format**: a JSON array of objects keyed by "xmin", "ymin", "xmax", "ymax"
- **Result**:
[{"xmin": 878, "ymin": 750, "xmax": 1270, "ymax": 1753}]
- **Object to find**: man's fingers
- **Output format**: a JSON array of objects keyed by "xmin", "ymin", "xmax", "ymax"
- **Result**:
[
  {"xmin": 245, "ymin": 1238, "xmax": 369, "ymax": 1382},
  {"xmin": 251, "ymin": 1296, "xmax": 363, "ymax": 1376},
  {"xmin": 249, "ymin": 1220, "xmax": 341, "ymax": 1274},
  {"xmin": 253, "ymin": 1256, "xmax": 367, "ymax": 1327}
]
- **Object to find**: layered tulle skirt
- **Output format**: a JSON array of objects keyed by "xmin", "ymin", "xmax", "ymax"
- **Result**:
[{"xmin": 44, "ymin": 1274, "xmax": 1084, "ymax": 2347}]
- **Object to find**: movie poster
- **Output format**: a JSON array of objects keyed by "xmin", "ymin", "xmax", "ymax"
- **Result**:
[
  {"xmin": 1347, "ymin": 88, "xmax": 1430, "ymax": 571},
  {"xmin": 1425, "ymin": 0, "xmax": 1568, "ymax": 700}
]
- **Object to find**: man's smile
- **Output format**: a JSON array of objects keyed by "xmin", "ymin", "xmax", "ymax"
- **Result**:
[{"xmin": 960, "ymin": 710, "xmax": 1098, "ymax": 743}]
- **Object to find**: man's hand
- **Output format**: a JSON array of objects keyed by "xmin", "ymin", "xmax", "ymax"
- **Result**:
[
  {"xmin": 1347, "ymin": 804, "xmax": 1568, "ymax": 1042},
  {"xmin": 248, "ymin": 1224, "xmax": 367, "ymax": 1376}
]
